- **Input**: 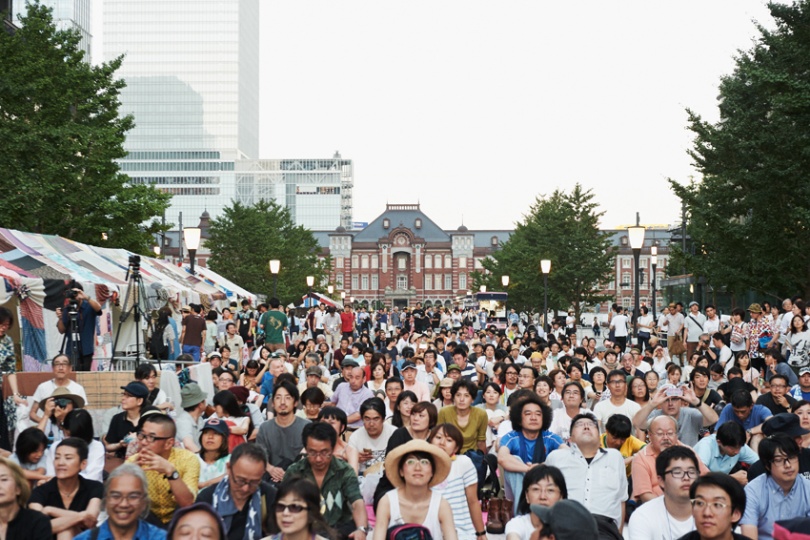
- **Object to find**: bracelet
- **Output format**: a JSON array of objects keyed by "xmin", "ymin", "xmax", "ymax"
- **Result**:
[{"xmin": 476, "ymin": 531, "xmax": 487, "ymax": 537}]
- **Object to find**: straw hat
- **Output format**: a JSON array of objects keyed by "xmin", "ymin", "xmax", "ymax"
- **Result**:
[
  {"xmin": 384, "ymin": 439, "xmax": 451, "ymax": 489},
  {"xmin": 39, "ymin": 386, "xmax": 85, "ymax": 412}
]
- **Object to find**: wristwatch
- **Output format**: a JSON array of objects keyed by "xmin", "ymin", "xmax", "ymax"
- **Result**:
[
  {"xmin": 356, "ymin": 526, "xmax": 371, "ymax": 534},
  {"xmin": 164, "ymin": 470, "xmax": 180, "ymax": 481}
]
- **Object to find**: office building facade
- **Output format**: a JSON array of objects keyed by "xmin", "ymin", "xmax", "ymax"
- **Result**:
[{"xmin": 13, "ymin": 0, "xmax": 91, "ymax": 56}]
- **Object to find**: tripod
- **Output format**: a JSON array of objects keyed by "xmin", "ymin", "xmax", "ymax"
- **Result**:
[
  {"xmin": 66, "ymin": 301, "xmax": 81, "ymax": 370},
  {"xmin": 112, "ymin": 255, "xmax": 154, "ymax": 370}
]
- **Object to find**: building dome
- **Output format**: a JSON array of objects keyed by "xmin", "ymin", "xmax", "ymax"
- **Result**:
[
  {"xmin": 457, "ymin": 224, "xmax": 468, "ymax": 232},
  {"xmin": 335, "ymin": 225, "xmax": 347, "ymax": 233}
]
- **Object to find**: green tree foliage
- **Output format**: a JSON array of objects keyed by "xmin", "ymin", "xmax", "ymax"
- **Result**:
[
  {"xmin": 0, "ymin": 3, "xmax": 170, "ymax": 253},
  {"xmin": 477, "ymin": 184, "xmax": 614, "ymax": 319},
  {"xmin": 670, "ymin": 0, "xmax": 810, "ymax": 298},
  {"xmin": 206, "ymin": 200, "xmax": 330, "ymax": 303}
]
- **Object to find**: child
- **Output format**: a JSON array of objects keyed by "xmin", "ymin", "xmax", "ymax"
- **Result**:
[{"xmin": 11, "ymin": 427, "xmax": 50, "ymax": 485}]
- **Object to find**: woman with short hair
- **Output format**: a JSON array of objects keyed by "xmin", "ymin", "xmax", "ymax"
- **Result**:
[{"xmin": 0, "ymin": 456, "xmax": 52, "ymax": 538}]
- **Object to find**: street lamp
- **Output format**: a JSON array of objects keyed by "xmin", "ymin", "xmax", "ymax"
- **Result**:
[
  {"xmin": 501, "ymin": 275, "xmax": 509, "ymax": 288},
  {"xmin": 341, "ymin": 291, "xmax": 346, "ymax": 305},
  {"xmin": 327, "ymin": 285, "xmax": 334, "ymax": 295},
  {"xmin": 650, "ymin": 246, "xmax": 658, "ymax": 319},
  {"xmin": 350, "ymin": 296, "xmax": 355, "ymax": 308},
  {"xmin": 153, "ymin": 245, "xmax": 161, "ymax": 257},
  {"xmin": 306, "ymin": 275, "xmax": 314, "ymax": 307},
  {"xmin": 541, "ymin": 259, "xmax": 551, "ymax": 333},
  {"xmin": 269, "ymin": 259, "xmax": 280, "ymax": 298},
  {"xmin": 183, "ymin": 227, "xmax": 201, "ymax": 275},
  {"xmin": 628, "ymin": 221, "xmax": 646, "ymax": 342},
  {"xmin": 479, "ymin": 285, "xmax": 486, "ymax": 293},
  {"xmin": 501, "ymin": 275, "xmax": 510, "ymax": 327}
]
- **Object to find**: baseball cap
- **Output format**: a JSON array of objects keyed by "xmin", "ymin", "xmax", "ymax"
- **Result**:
[
  {"xmin": 341, "ymin": 359, "xmax": 359, "ymax": 369},
  {"xmin": 401, "ymin": 361, "xmax": 417, "ymax": 371},
  {"xmin": 446, "ymin": 363, "xmax": 461, "ymax": 373},
  {"xmin": 201, "ymin": 418, "xmax": 230, "ymax": 438},
  {"xmin": 180, "ymin": 383, "xmax": 207, "ymax": 408},
  {"xmin": 121, "ymin": 381, "xmax": 149, "ymax": 399},
  {"xmin": 800, "ymin": 367, "xmax": 810, "ymax": 376},
  {"xmin": 762, "ymin": 413, "xmax": 810, "ymax": 438},
  {"xmin": 305, "ymin": 366, "xmax": 322, "ymax": 377},
  {"xmin": 531, "ymin": 500, "xmax": 598, "ymax": 540}
]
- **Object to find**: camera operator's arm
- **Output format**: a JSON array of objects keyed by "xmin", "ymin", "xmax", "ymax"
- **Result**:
[
  {"xmin": 55, "ymin": 307, "xmax": 66, "ymax": 335},
  {"xmin": 77, "ymin": 290, "xmax": 102, "ymax": 314}
]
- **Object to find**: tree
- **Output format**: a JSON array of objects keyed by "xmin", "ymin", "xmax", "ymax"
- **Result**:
[
  {"xmin": 670, "ymin": 0, "xmax": 810, "ymax": 298},
  {"xmin": 205, "ymin": 200, "xmax": 331, "ymax": 303},
  {"xmin": 0, "ymin": 3, "xmax": 171, "ymax": 253},
  {"xmin": 476, "ymin": 184, "xmax": 614, "ymax": 320}
]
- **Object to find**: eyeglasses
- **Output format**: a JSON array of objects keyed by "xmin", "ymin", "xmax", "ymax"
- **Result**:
[
  {"xmin": 307, "ymin": 450, "xmax": 333, "ymax": 459},
  {"xmin": 219, "ymin": 377, "xmax": 234, "ymax": 383},
  {"xmin": 136, "ymin": 432, "xmax": 171, "ymax": 444},
  {"xmin": 275, "ymin": 503, "xmax": 308, "ymax": 514},
  {"xmin": 563, "ymin": 390, "xmax": 581, "ymax": 397},
  {"xmin": 231, "ymin": 475, "xmax": 262, "ymax": 489},
  {"xmin": 771, "ymin": 455, "xmax": 799, "ymax": 468},
  {"xmin": 108, "ymin": 492, "xmax": 146, "ymax": 504},
  {"xmin": 665, "ymin": 468, "xmax": 698, "ymax": 479},
  {"xmin": 404, "ymin": 457, "xmax": 432, "ymax": 468},
  {"xmin": 690, "ymin": 499, "xmax": 730, "ymax": 513}
]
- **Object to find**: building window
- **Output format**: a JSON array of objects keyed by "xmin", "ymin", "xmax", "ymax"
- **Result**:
[
  {"xmin": 361, "ymin": 255, "xmax": 369, "ymax": 269},
  {"xmin": 371, "ymin": 275, "xmax": 378, "ymax": 289},
  {"xmin": 444, "ymin": 255, "xmax": 452, "ymax": 268},
  {"xmin": 622, "ymin": 258, "xmax": 631, "ymax": 268},
  {"xmin": 621, "ymin": 273, "xmax": 631, "ymax": 288},
  {"xmin": 335, "ymin": 257, "xmax": 344, "ymax": 269},
  {"xmin": 371, "ymin": 255, "xmax": 378, "ymax": 269},
  {"xmin": 425, "ymin": 275, "xmax": 433, "ymax": 290},
  {"xmin": 459, "ymin": 256, "xmax": 467, "ymax": 267},
  {"xmin": 336, "ymin": 274, "xmax": 344, "ymax": 289},
  {"xmin": 475, "ymin": 258, "xmax": 483, "ymax": 269},
  {"xmin": 444, "ymin": 274, "xmax": 452, "ymax": 290},
  {"xmin": 415, "ymin": 218, "xmax": 422, "ymax": 229},
  {"xmin": 351, "ymin": 255, "xmax": 359, "ymax": 268},
  {"xmin": 397, "ymin": 275, "xmax": 407, "ymax": 290},
  {"xmin": 425, "ymin": 255, "xmax": 432, "ymax": 269},
  {"xmin": 434, "ymin": 254, "xmax": 442, "ymax": 269},
  {"xmin": 361, "ymin": 275, "xmax": 369, "ymax": 290},
  {"xmin": 383, "ymin": 218, "xmax": 390, "ymax": 229},
  {"xmin": 491, "ymin": 236, "xmax": 498, "ymax": 246},
  {"xmin": 608, "ymin": 281, "xmax": 615, "ymax": 290},
  {"xmin": 351, "ymin": 275, "xmax": 358, "ymax": 290},
  {"xmin": 459, "ymin": 273, "xmax": 467, "ymax": 290},
  {"xmin": 622, "ymin": 297, "xmax": 631, "ymax": 308},
  {"xmin": 397, "ymin": 255, "xmax": 406, "ymax": 270}
]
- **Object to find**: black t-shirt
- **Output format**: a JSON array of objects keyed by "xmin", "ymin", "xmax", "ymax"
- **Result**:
[
  {"xmin": 237, "ymin": 310, "xmax": 255, "ymax": 338},
  {"xmin": 106, "ymin": 411, "xmax": 139, "ymax": 459},
  {"xmin": 30, "ymin": 476, "xmax": 104, "ymax": 512},
  {"xmin": 691, "ymin": 388, "xmax": 723, "ymax": 409},
  {"xmin": 8, "ymin": 507, "xmax": 51, "ymax": 538},
  {"xmin": 197, "ymin": 481, "xmax": 277, "ymax": 540},
  {"xmin": 748, "ymin": 447, "xmax": 810, "ymax": 482},
  {"xmin": 756, "ymin": 392, "xmax": 797, "ymax": 416},
  {"xmin": 718, "ymin": 378, "xmax": 756, "ymax": 399}
]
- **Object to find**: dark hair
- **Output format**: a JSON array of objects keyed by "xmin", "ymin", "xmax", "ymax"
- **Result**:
[
  {"xmin": 230, "ymin": 442, "xmax": 267, "ymax": 467},
  {"xmin": 428, "ymin": 423, "xmax": 463, "ymax": 454},
  {"xmin": 569, "ymin": 412, "xmax": 598, "ymax": 435},
  {"xmin": 769, "ymin": 374, "xmax": 789, "ymax": 387},
  {"xmin": 450, "ymin": 379, "xmax": 478, "ymax": 399},
  {"xmin": 15, "ymin": 427, "xmax": 49, "ymax": 465},
  {"xmin": 730, "ymin": 390, "xmax": 753, "ymax": 408},
  {"xmin": 269, "ymin": 476, "xmax": 334, "ymax": 537},
  {"xmin": 507, "ymin": 388, "xmax": 534, "ymax": 408},
  {"xmin": 134, "ymin": 363, "xmax": 157, "ymax": 381},
  {"xmin": 274, "ymin": 380, "xmax": 300, "ymax": 403},
  {"xmin": 690, "ymin": 366, "xmax": 711, "ymax": 382},
  {"xmin": 727, "ymin": 366, "xmax": 744, "ymax": 378},
  {"xmin": 509, "ymin": 394, "xmax": 552, "ymax": 432},
  {"xmin": 792, "ymin": 400, "xmax": 810, "ymax": 413},
  {"xmin": 56, "ymin": 437, "xmax": 89, "ymax": 462},
  {"xmin": 141, "ymin": 411, "xmax": 177, "ymax": 437},
  {"xmin": 361, "ymin": 397, "xmax": 387, "ymax": 419},
  {"xmin": 213, "ymin": 390, "xmax": 244, "ymax": 418},
  {"xmin": 199, "ymin": 423, "xmax": 230, "ymax": 460},
  {"xmin": 763, "ymin": 348, "xmax": 785, "ymax": 363},
  {"xmin": 655, "ymin": 446, "xmax": 699, "ymax": 478},
  {"xmin": 565, "ymin": 362, "xmax": 583, "ymax": 376},
  {"xmin": 716, "ymin": 421, "xmax": 747, "ymax": 448},
  {"xmin": 759, "ymin": 433, "xmax": 800, "ymax": 475},
  {"xmin": 391, "ymin": 391, "xmax": 417, "ymax": 428},
  {"xmin": 590, "ymin": 366, "xmax": 607, "ymax": 381},
  {"xmin": 385, "ymin": 377, "xmax": 403, "ymax": 391},
  {"xmin": 64, "ymin": 409, "xmax": 94, "ymax": 443},
  {"xmin": 300, "ymin": 387, "xmax": 326, "ymax": 406},
  {"xmin": 689, "ymin": 473, "xmax": 747, "ymax": 526},
  {"xmin": 0, "ymin": 307, "xmax": 14, "ymax": 329},
  {"xmin": 516, "ymin": 465, "xmax": 568, "ymax": 515},
  {"xmin": 628, "ymin": 376, "xmax": 650, "ymax": 403},
  {"xmin": 561, "ymin": 381, "xmax": 584, "ymax": 403},
  {"xmin": 302, "ymin": 421, "xmax": 337, "ymax": 449},
  {"xmin": 482, "ymin": 381, "xmax": 503, "ymax": 396},
  {"xmin": 244, "ymin": 360, "xmax": 260, "ymax": 373},
  {"xmin": 411, "ymin": 402, "xmax": 438, "ymax": 429},
  {"xmin": 605, "ymin": 414, "xmax": 632, "ymax": 439},
  {"xmin": 607, "ymin": 369, "xmax": 627, "ymax": 383}
]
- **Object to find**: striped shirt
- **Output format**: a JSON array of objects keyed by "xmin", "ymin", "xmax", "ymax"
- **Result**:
[{"xmin": 432, "ymin": 454, "xmax": 478, "ymax": 540}]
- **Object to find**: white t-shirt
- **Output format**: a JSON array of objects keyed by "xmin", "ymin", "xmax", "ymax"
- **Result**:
[
  {"xmin": 626, "ymin": 494, "xmax": 695, "ymax": 540},
  {"xmin": 593, "ymin": 398, "xmax": 641, "ymax": 430},
  {"xmin": 347, "ymin": 424, "xmax": 396, "ymax": 475},
  {"xmin": 612, "ymin": 314, "xmax": 629, "ymax": 337},
  {"xmin": 638, "ymin": 314, "xmax": 655, "ymax": 333},
  {"xmin": 704, "ymin": 316, "xmax": 721, "ymax": 336},
  {"xmin": 32, "ymin": 380, "xmax": 89, "ymax": 408},
  {"xmin": 505, "ymin": 514, "xmax": 535, "ymax": 540}
]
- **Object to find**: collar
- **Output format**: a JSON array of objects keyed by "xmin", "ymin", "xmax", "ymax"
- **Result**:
[{"xmin": 765, "ymin": 475, "xmax": 801, "ymax": 497}]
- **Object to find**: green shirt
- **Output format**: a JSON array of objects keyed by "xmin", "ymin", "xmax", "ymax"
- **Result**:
[
  {"xmin": 436, "ymin": 405, "xmax": 488, "ymax": 453},
  {"xmin": 284, "ymin": 456, "xmax": 362, "ymax": 527},
  {"xmin": 260, "ymin": 310, "xmax": 288, "ymax": 344}
]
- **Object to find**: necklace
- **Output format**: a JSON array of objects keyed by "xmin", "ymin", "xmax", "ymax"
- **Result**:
[{"xmin": 59, "ymin": 484, "xmax": 79, "ymax": 500}]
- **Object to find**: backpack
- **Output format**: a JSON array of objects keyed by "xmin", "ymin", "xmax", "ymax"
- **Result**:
[
  {"xmin": 387, "ymin": 524, "xmax": 433, "ymax": 540},
  {"xmin": 149, "ymin": 324, "xmax": 168, "ymax": 358}
]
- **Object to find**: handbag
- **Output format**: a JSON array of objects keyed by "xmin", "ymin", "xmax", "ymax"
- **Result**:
[{"xmin": 669, "ymin": 334, "xmax": 686, "ymax": 356}]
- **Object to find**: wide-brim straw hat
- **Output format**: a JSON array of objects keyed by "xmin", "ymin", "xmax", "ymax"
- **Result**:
[
  {"xmin": 384, "ymin": 439, "xmax": 451, "ymax": 489},
  {"xmin": 39, "ymin": 386, "xmax": 85, "ymax": 412}
]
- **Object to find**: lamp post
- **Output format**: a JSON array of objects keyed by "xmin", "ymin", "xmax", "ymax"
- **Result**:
[
  {"xmin": 650, "ymin": 246, "xmax": 658, "ymax": 320},
  {"xmin": 541, "ymin": 259, "xmax": 551, "ymax": 333},
  {"xmin": 269, "ymin": 259, "xmax": 280, "ymax": 298},
  {"xmin": 183, "ymin": 227, "xmax": 201, "ymax": 275},
  {"xmin": 153, "ymin": 245, "xmax": 161, "ymax": 257},
  {"xmin": 328, "ymin": 285, "xmax": 334, "ymax": 296},
  {"xmin": 350, "ymin": 296, "xmax": 355, "ymax": 309},
  {"xmin": 479, "ymin": 285, "xmax": 486, "ymax": 293},
  {"xmin": 501, "ymin": 275, "xmax": 510, "ymax": 326},
  {"xmin": 341, "ymin": 291, "xmax": 346, "ymax": 307},
  {"xmin": 628, "ymin": 218, "xmax": 646, "ymax": 343},
  {"xmin": 306, "ymin": 275, "xmax": 314, "ymax": 307}
]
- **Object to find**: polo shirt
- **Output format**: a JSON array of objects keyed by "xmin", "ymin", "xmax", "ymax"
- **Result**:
[
  {"xmin": 693, "ymin": 434, "xmax": 759, "ymax": 474},
  {"xmin": 284, "ymin": 456, "xmax": 362, "ymax": 527},
  {"xmin": 127, "ymin": 447, "xmax": 200, "ymax": 524},
  {"xmin": 545, "ymin": 444, "xmax": 627, "ymax": 526},
  {"xmin": 741, "ymin": 474, "xmax": 810, "ymax": 540},
  {"xmin": 631, "ymin": 443, "xmax": 709, "ymax": 500},
  {"xmin": 105, "ymin": 411, "xmax": 139, "ymax": 458},
  {"xmin": 600, "ymin": 434, "xmax": 646, "ymax": 476},
  {"xmin": 30, "ymin": 475, "xmax": 103, "ymax": 512},
  {"xmin": 715, "ymin": 403, "xmax": 772, "ymax": 431}
]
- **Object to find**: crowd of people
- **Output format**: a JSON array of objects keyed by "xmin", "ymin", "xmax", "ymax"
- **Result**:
[{"xmin": 2, "ymin": 297, "xmax": 810, "ymax": 540}]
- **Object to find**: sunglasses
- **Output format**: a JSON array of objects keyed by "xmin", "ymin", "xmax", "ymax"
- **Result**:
[
  {"xmin": 274, "ymin": 503, "xmax": 308, "ymax": 514},
  {"xmin": 54, "ymin": 398, "xmax": 72, "ymax": 408}
]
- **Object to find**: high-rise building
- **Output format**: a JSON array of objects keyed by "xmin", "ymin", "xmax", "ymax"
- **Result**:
[
  {"xmin": 103, "ymin": 0, "xmax": 259, "ymax": 226},
  {"xmin": 13, "ymin": 0, "xmax": 91, "ymax": 56}
]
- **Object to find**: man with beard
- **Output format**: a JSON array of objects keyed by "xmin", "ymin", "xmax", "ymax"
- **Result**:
[{"xmin": 256, "ymin": 380, "xmax": 310, "ymax": 485}]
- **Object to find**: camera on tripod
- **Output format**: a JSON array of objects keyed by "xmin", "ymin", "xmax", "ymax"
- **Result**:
[
  {"xmin": 126, "ymin": 255, "xmax": 141, "ymax": 281},
  {"xmin": 65, "ymin": 280, "xmax": 81, "ymax": 312}
]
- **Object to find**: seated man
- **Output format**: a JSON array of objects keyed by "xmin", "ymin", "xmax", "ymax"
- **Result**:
[
  {"xmin": 755, "ymin": 374, "xmax": 796, "ymax": 415},
  {"xmin": 715, "ymin": 390, "xmax": 773, "ymax": 451},
  {"xmin": 631, "ymin": 415, "xmax": 709, "ymax": 503},
  {"xmin": 284, "ymin": 422, "xmax": 369, "ymax": 540},
  {"xmin": 789, "ymin": 366, "xmax": 810, "ymax": 402},
  {"xmin": 741, "ymin": 433, "xmax": 810, "ymax": 540},
  {"xmin": 74, "ymin": 463, "xmax": 165, "ymax": 539},
  {"xmin": 717, "ymin": 367, "xmax": 757, "ymax": 401},
  {"xmin": 330, "ymin": 366, "xmax": 374, "ymax": 430},
  {"xmin": 29, "ymin": 354, "xmax": 89, "ymax": 425},
  {"xmin": 127, "ymin": 413, "xmax": 199, "ymax": 526},
  {"xmin": 680, "ymin": 472, "xmax": 748, "ymax": 540},
  {"xmin": 600, "ymin": 413, "xmax": 645, "ymax": 476},
  {"xmin": 632, "ymin": 383, "xmax": 718, "ymax": 447},
  {"xmin": 197, "ymin": 443, "xmax": 277, "ymax": 540},
  {"xmin": 256, "ymin": 380, "xmax": 310, "ymax": 485},
  {"xmin": 346, "ymin": 397, "xmax": 395, "ymax": 478},
  {"xmin": 746, "ymin": 413, "xmax": 810, "ymax": 482},
  {"xmin": 693, "ymin": 421, "xmax": 759, "ymax": 483}
]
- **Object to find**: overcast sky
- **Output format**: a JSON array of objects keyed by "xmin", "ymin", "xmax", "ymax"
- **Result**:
[{"xmin": 95, "ymin": 1, "xmax": 777, "ymax": 231}]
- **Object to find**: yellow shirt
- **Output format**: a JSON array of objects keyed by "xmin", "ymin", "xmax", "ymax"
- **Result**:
[
  {"xmin": 127, "ymin": 447, "xmax": 200, "ymax": 523},
  {"xmin": 601, "ymin": 433, "xmax": 646, "ymax": 476}
]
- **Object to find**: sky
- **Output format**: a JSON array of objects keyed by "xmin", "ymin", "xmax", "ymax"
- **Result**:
[{"xmin": 94, "ymin": 1, "xmax": 778, "ymax": 232}]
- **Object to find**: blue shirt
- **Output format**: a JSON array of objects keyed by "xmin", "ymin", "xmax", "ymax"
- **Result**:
[
  {"xmin": 501, "ymin": 430, "xmax": 564, "ymax": 463},
  {"xmin": 789, "ymin": 385, "xmax": 810, "ymax": 401},
  {"xmin": 693, "ymin": 434, "xmax": 759, "ymax": 474},
  {"xmin": 741, "ymin": 474, "xmax": 810, "ymax": 540},
  {"xmin": 61, "ymin": 299, "xmax": 101, "ymax": 356},
  {"xmin": 74, "ymin": 520, "xmax": 166, "ymax": 540},
  {"xmin": 716, "ymin": 403, "xmax": 772, "ymax": 431}
]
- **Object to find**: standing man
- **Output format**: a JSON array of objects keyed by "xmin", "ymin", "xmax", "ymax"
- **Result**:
[
  {"xmin": 627, "ymin": 446, "xmax": 698, "ymax": 540},
  {"xmin": 545, "ymin": 412, "xmax": 628, "ymax": 536},
  {"xmin": 745, "ymin": 304, "xmax": 778, "ymax": 371},
  {"xmin": 666, "ymin": 303, "xmax": 686, "ymax": 364},
  {"xmin": 340, "ymin": 305, "xmax": 356, "ymax": 342},
  {"xmin": 236, "ymin": 299, "xmax": 257, "ymax": 357},
  {"xmin": 257, "ymin": 380, "xmax": 310, "ymax": 484},
  {"xmin": 259, "ymin": 298, "xmax": 288, "ymax": 352},
  {"xmin": 323, "ymin": 306, "xmax": 342, "ymax": 351},
  {"xmin": 180, "ymin": 305, "xmax": 206, "ymax": 362},
  {"xmin": 55, "ymin": 282, "xmax": 103, "ymax": 371},
  {"xmin": 220, "ymin": 323, "xmax": 245, "ymax": 369},
  {"xmin": 684, "ymin": 301, "xmax": 708, "ymax": 360}
]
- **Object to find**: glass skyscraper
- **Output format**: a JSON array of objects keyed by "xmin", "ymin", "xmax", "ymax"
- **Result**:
[
  {"xmin": 13, "ymin": 0, "xmax": 92, "ymax": 56},
  {"xmin": 103, "ymin": 0, "xmax": 260, "ymax": 226}
]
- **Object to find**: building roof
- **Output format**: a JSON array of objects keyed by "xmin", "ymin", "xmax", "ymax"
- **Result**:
[{"xmin": 352, "ymin": 204, "xmax": 450, "ymax": 243}]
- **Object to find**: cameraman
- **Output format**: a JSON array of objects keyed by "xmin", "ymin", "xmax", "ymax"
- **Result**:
[{"xmin": 55, "ymin": 282, "xmax": 102, "ymax": 371}]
